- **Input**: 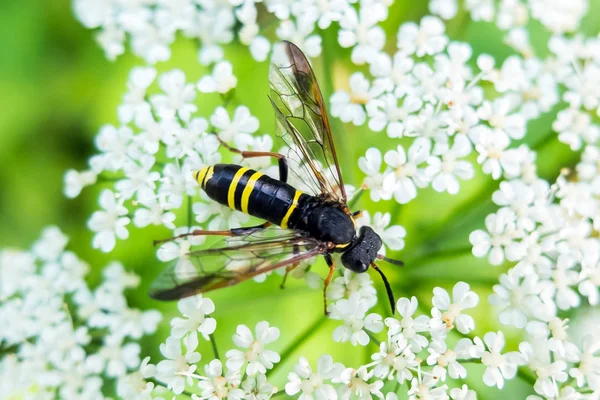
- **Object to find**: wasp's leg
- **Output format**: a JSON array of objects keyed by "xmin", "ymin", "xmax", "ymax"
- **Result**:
[
  {"xmin": 280, "ymin": 244, "xmax": 300, "ymax": 289},
  {"xmin": 352, "ymin": 210, "xmax": 362, "ymax": 218},
  {"xmin": 323, "ymin": 254, "xmax": 336, "ymax": 316},
  {"xmin": 218, "ymin": 138, "xmax": 288, "ymax": 183},
  {"xmin": 153, "ymin": 222, "xmax": 272, "ymax": 246}
]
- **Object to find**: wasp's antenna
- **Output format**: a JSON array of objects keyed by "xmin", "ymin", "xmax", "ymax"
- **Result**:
[
  {"xmin": 377, "ymin": 254, "xmax": 404, "ymax": 267},
  {"xmin": 371, "ymin": 262, "xmax": 395, "ymax": 314}
]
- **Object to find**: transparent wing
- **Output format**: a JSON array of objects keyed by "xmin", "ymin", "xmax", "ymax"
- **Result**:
[
  {"xmin": 149, "ymin": 230, "xmax": 326, "ymax": 301},
  {"xmin": 269, "ymin": 41, "xmax": 347, "ymax": 205}
]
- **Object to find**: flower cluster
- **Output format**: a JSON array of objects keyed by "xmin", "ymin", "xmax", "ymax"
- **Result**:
[
  {"xmin": 0, "ymin": 226, "xmax": 161, "ymax": 399},
  {"xmin": 128, "ymin": 281, "xmax": 558, "ymax": 399},
  {"xmin": 64, "ymin": 0, "xmax": 600, "ymax": 398},
  {"xmin": 348, "ymin": 13, "xmax": 561, "ymax": 204},
  {"xmin": 73, "ymin": 0, "xmax": 394, "ymax": 64},
  {"xmin": 468, "ymin": 138, "xmax": 600, "ymax": 397}
]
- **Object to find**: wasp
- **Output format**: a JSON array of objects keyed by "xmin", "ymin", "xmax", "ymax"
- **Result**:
[{"xmin": 150, "ymin": 41, "xmax": 403, "ymax": 314}]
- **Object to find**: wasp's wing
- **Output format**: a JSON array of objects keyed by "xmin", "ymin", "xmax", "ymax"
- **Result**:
[
  {"xmin": 269, "ymin": 41, "xmax": 347, "ymax": 204},
  {"xmin": 149, "ymin": 231, "xmax": 326, "ymax": 301}
]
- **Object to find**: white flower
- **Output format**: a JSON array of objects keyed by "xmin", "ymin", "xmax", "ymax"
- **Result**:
[
  {"xmin": 331, "ymin": 72, "xmax": 381, "ymax": 126},
  {"xmin": 64, "ymin": 169, "xmax": 97, "ymax": 198},
  {"xmin": 88, "ymin": 190, "xmax": 130, "ymax": 252},
  {"xmin": 32, "ymin": 226, "xmax": 69, "ymax": 262},
  {"xmin": 478, "ymin": 96, "xmax": 526, "ymax": 140},
  {"xmin": 170, "ymin": 295, "xmax": 217, "ymax": 340},
  {"xmin": 338, "ymin": 2, "xmax": 387, "ymax": 65},
  {"xmin": 383, "ymin": 138, "xmax": 431, "ymax": 204},
  {"xmin": 338, "ymin": 367, "xmax": 384, "ymax": 400},
  {"xmin": 198, "ymin": 61, "xmax": 237, "ymax": 94},
  {"xmin": 519, "ymin": 341, "xmax": 569, "ymax": 397},
  {"xmin": 529, "ymin": 0, "xmax": 588, "ymax": 33},
  {"xmin": 369, "ymin": 51, "xmax": 415, "ymax": 97},
  {"xmin": 426, "ymin": 339, "xmax": 470, "ymax": 380},
  {"xmin": 118, "ymin": 66, "xmax": 156, "ymax": 124},
  {"xmin": 430, "ymin": 0, "xmax": 458, "ymax": 19},
  {"xmin": 96, "ymin": 334, "xmax": 141, "ymax": 378},
  {"xmin": 327, "ymin": 269, "xmax": 378, "ymax": 309},
  {"xmin": 366, "ymin": 94, "xmax": 422, "ymax": 137},
  {"xmin": 371, "ymin": 335, "xmax": 417, "ymax": 383},
  {"xmin": 150, "ymin": 69, "xmax": 197, "ymax": 122},
  {"xmin": 90, "ymin": 124, "xmax": 133, "ymax": 173},
  {"xmin": 329, "ymin": 293, "xmax": 383, "ymax": 346},
  {"xmin": 241, "ymin": 373, "xmax": 276, "ymax": 400},
  {"xmin": 407, "ymin": 374, "xmax": 449, "ymax": 400},
  {"xmin": 470, "ymin": 126, "xmax": 514, "ymax": 180},
  {"xmin": 156, "ymin": 334, "xmax": 201, "ymax": 395},
  {"xmin": 285, "ymin": 355, "xmax": 344, "ymax": 399},
  {"xmin": 358, "ymin": 148, "xmax": 392, "ymax": 202},
  {"xmin": 489, "ymin": 271, "xmax": 552, "ymax": 328},
  {"xmin": 211, "ymin": 105, "xmax": 259, "ymax": 143},
  {"xmin": 276, "ymin": 15, "xmax": 322, "ymax": 58},
  {"xmin": 569, "ymin": 334, "xmax": 600, "ymax": 389},
  {"xmin": 477, "ymin": 331, "xmax": 526, "ymax": 389},
  {"xmin": 225, "ymin": 321, "xmax": 280, "ymax": 375},
  {"xmin": 553, "ymin": 108, "xmax": 600, "ymax": 151},
  {"xmin": 469, "ymin": 208, "xmax": 526, "ymax": 266},
  {"xmin": 426, "ymin": 135, "xmax": 474, "ymax": 195},
  {"xmin": 449, "ymin": 385, "xmax": 476, "ymax": 400},
  {"xmin": 397, "ymin": 16, "xmax": 448, "ymax": 57},
  {"xmin": 116, "ymin": 155, "xmax": 161, "ymax": 200},
  {"xmin": 197, "ymin": 359, "xmax": 244, "ymax": 400},
  {"xmin": 356, "ymin": 211, "xmax": 406, "ymax": 253},
  {"xmin": 385, "ymin": 296, "xmax": 430, "ymax": 352},
  {"xmin": 133, "ymin": 189, "xmax": 176, "ymax": 229},
  {"xmin": 432, "ymin": 282, "xmax": 479, "ymax": 334}
]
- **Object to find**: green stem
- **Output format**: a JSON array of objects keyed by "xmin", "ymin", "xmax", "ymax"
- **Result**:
[
  {"xmin": 517, "ymin": 367, "xmax": 537, "ymax": 385},
  {"xmin": 266, "ymin": 315, "xmax": 327, "ymax": 377},
  {"xmin": 272, "ymin": 389, "xmax": 287, "ymax": 398},
  {"xmin": 403, "ymin": 245, "xmax": 474, "ymax": 267},
  {"xmin": 367, "ymin": 331, "xmax": 381, "ymax": 346},
  {"xmin": 210, "ymin": 333, "xmax": 220, "ymax": 362},
  {"xmin": 149, "ymin": 378, "xmax": 196, "ymax": 398},
  {"xmin": 187, "ymin": 195, "xmax": 193, "ymax": 229}
]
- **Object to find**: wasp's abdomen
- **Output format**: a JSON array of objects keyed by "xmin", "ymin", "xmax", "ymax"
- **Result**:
[{"xmin": 194, "ymin": 164, "xmax": 309, "ymax": 228}]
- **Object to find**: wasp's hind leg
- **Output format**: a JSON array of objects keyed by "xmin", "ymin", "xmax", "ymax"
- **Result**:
[
  {"xmin": 153, "ymin": 222, "xmax": 272, "ymax": 246},
  {"xmin": 280, "ymin": 244, "xmax": 300, "ymax": 289},
  {"xmin": 323, "ymin": 254, "xmax": 336, "ymax": 316},
  {"xmin": 217, "ymin": 138, "xmax": 289, "ymax": 183}
]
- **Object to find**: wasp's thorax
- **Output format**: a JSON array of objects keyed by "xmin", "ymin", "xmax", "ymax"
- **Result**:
[
  {"xmin": 341, "ymin": 226, "xmax": 382, "ymax": 273},
  {"xmin": 300, "ymin": 205, "xmax": 356, "ymax": 244}
]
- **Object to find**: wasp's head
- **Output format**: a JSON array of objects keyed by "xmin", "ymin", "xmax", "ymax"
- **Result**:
[
  {"xmin": 341, "ymin": 225, "xmax": 403, "ymax": 314},
  {"xmin": 341, "ymin": 226, "xmax": 382, "ymax": 273}
]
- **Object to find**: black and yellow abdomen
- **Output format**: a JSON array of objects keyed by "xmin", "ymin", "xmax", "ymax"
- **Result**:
[{"xmin": 193, "ymin": 164, "xmax": 310, "ymax": 229}]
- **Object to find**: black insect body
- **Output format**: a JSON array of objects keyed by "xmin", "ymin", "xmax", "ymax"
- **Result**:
[{"xmin": 151, "ymin": 41, "xmax": 403, "ymax": 314}]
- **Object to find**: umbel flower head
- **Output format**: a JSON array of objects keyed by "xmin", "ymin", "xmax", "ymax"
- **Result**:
[{"xmin": 4, "ymin": 0, "xmax": 595, "ymax": 398}]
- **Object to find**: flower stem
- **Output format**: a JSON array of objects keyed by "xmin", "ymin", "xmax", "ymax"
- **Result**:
[
  {"xmin": 149, "ymin": 378, "xmax": 196, "ymax": 398},
  {"xmin": 517, "ymin": 367, "xmax": 537, "ymax": 385},
  {"xmin": 367, "ymin": 331, "xmax": 381, "ymax": 346},
  {"xmin": 266, "ymin": 315, "xmax": 328, "ymax": 377},
  {"xmin": 187, "ymin": 195, "xmax": 192, "ymax": 229},
  {"xmin": 209, "ymin": 333, "xmax": 220, "ymax": 361}
]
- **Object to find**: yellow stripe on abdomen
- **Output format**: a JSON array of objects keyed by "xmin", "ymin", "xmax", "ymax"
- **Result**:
[
  {"xmin": 280, "ymin": 190, "xmax": 302, "ymax": 228},
  {"xmin": 240, "ymin": 171, "xmax": 263, "ymax": 214},
  {"xmin": 228, "ymin": 167, "xmax": 250, "ymax": 209},
  {"xmin": 193, "ymin": 166, "xmax": 214, "ymax": 189}
]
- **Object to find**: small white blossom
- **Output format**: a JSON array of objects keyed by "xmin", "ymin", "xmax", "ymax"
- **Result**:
[
  {"xmin": 88, "ymin": 190, "xmax": 130, "ymax": 252},
  {"xmin": 225, "ymin": 321, "xmax": 280, "ymax": 375}
]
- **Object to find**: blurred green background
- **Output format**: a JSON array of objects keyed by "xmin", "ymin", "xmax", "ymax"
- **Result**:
[{"xmin": 2, "ymin": 0, "xmax": 600, "ymax": 397}]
